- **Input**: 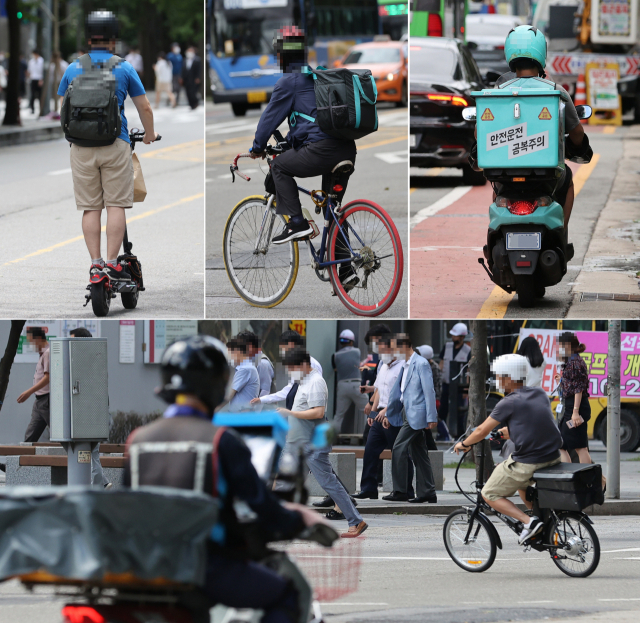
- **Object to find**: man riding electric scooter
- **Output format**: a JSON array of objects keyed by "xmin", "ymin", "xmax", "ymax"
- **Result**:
[{"xmin": 124, "ymin": 335, "xmax": 328, "ymax": 622}]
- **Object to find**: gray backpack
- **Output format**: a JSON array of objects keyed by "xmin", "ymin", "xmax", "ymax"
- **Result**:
[{"xmin": 61, "ymin": 54, "xmax": 122, "ymax": 146}]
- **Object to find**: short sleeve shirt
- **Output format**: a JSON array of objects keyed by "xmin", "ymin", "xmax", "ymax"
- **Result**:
[
  {"xmin": 57, "ymin": 50, "xmax": 145, "ymax": 144},
  {"xmin": 491, "ymin": 386, "xmax": 562, "ymax": 464},
  {"xmin": 230, "ymin": 360, "xmax": 260, "ymax": 410},
  {"xmin": 561, "ymin": 354, "xmax": 590, "ymax": 398},
  {"xmin": 34, "ymin": 347, "xmax": 50, "ymax": 395},
  {"xmin": 288, "ymin": 370, "xmax": 328, "ymax": 445}
]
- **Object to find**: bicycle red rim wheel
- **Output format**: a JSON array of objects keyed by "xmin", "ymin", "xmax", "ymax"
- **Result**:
[{"xmin": 328, "ymin": 199, "xmax": 403, "ymax": 316}]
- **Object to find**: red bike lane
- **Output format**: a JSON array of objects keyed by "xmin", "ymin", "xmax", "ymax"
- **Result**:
[{"xmin": 410, "ymin": 162, "xmax": 584, "ymax": 318}]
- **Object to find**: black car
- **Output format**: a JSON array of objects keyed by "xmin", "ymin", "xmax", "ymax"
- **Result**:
[{"xmin": 410, "ymin": 37, "xmax": 487, "ymax": 185}]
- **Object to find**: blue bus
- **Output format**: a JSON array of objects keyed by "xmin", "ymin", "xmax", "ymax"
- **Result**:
[{"xmin": 208, "ymin": 0, "xmax": 383, "ymax": 116}]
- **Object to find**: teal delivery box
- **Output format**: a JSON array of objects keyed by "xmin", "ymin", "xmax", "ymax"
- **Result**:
[{"xmin": 472, "ymin": 77, "xmax": 566, "ymax": 170}]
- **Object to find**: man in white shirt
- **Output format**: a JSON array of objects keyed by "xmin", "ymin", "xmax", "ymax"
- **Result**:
[
  {"xmin": 276, "ymin": 347, "xmax": 367, "ymax": 538},
  {"xmin": 27, "ymin": 50, "xmax": 44, "ymax": 114},
  {"xmin": 354, "ymin": 336, "xmax": 412, "ymax": 499},
  {"xmin": 222, "ymin": 335, "xmax": 259, "ymax": 411},
  {"xmin": 125, "ymin": 47, "xmax": 143, "ymax": 79}
]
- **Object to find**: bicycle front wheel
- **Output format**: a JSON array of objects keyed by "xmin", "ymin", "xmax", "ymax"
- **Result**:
[
  {"xmin": 223, "ymin": 196, "xmax": 299, "ymax": 308},
  {"xmin": 327, "ymin": 200, "xmax": 403, "ymax": 316},
  {"xmin": 549, "ymin": 513, "xmax": 600, "ymax": 578},
  {"xmin": 443, "ymin": 509, "xmax": 497, "ymax": 573}
]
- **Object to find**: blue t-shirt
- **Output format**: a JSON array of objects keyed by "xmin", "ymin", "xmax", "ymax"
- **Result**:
[
  {"xmin": 57, "ymin": 50, "xmax": 145, "ymax": 144},
  {"xmin": 166, "ymin": 52, "xmax": 183, "ymax": 76},
  {"xmin": 230, "ymin": 360, "xmax": 260, "ymax": 410}
]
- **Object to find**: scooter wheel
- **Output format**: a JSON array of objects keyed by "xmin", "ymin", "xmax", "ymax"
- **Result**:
[
  {"xmin": 121, "ymin": 291, "xmax": 139, "ymax": 309},
  {"xmin": 515, "ymin": 275, "xmax": 536, "ymax": 308},
  {"xmin": 90, "ymin": 281, "xmax": 111, "ymax": 317}
]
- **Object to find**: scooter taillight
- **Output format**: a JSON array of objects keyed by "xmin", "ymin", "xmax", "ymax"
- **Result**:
[
  {"xmin": 62, "ymin": 606, "xmax": 105, "ymax": 623},
  {"xmin": 508, "ymin": 200, "xmax": 537, "ymax": 215}
]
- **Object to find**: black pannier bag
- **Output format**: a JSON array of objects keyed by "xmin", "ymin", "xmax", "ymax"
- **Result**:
[
  {"xmin": 533, "ymin": 462, "xmax": 605, "ymax": 511},
  {"xmin": 291, "ymin": 67, "xmax": 378, "ymax": 141}
]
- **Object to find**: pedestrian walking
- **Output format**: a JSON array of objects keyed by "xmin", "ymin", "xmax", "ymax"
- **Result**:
[
  {"xmin": 360, "ymin": 324, "xmax": 392, "ymax": 439},
  {"xmin": 57, "ymin": 11, "xmax": 158, "ymax": 282},
  {"xmin": 555, "ymin": 332, "xmax": 593, "ymax": 465},
  {"xmin": 18, "ymin": 327, "xmax": 50, "ymax": 442},
  {"xmin": 69, "ymin": 327, "xmax": 112, "ymax": 489},
  {"xmin": 383, "ymin": 334, "xmax": 439, "ymax": 504},
  {"xmin": 224, "ymin": 334, "xmax": 260, "ymax": 411},
  {"xmin": 48, "ymin": 52, "xmax": 69, "ymax": 112},
  {"xmin": 332, "ymin": 329, "xmax": 369, "ymax": 434},
  {"xmin": 153, "ymin": 52, "xmax": 176, "ymax": 108},
  {"xmin": 125, "ymin": 47, "xmax": 143, "ymax": 81},
  {"xmin": 166, "ymin": 43, "xmax": 183, "ymax": 106},
  {"xmin": 27, "ymin": 50, "xmax": 44, "ymax": 114},
  {"xmin": 355, "ymin": 335, "xmax": 414, "ymax": 499},
  {"xmin": 439, "ymin": 322, "xmax": 472, "ymax": 439},
  {"xmin": 182, "ymin": 46, "xmax": 201, "ymax": 110},
  {"xmin": 418, "ymin": 344, "xmax": 447, "ymax": 444},
  {"xmin": 277, "ymin": 347, "xmax": 367, "ymax": 538}
]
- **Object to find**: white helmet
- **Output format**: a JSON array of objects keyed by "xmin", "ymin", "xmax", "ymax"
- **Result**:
[
  {"xmin": 339, "ymin": 329, "xmax": 356, "ymax": 342},
  {"xmin": 491, "ymin": 354, "xmax": 528, "ymax": 381},
  {"xmin": 449, "ymin": 322, "xmax": 468, "ymax": 337},
  {"xmin": 417, "ymin": 345, "xmax": 434, "ymax": 360}
]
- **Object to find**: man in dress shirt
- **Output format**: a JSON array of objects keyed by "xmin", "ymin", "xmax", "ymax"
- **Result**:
[
  {"xmin": 383, "ymin": 334, "xmax": 439, "ymax": 504},
  {"xmin": 236, "ymin": 331, "xmax": 274, "ymax": 397},
  {"xmin": 27, "ymin": 50, "xmax": 44, "ymax": 114},
  {"xmin": 222, "ymin": 334, "xmax": 260, "ymax": 411},
  {"xmin": 354, "ymin": 335, "xmax": 413, "ymax": 499}
]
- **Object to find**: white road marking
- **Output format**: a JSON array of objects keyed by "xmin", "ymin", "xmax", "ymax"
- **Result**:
[
  {"xmin": 411, "ymin": 246, "xmax": 483, "ymax": 252},
  {"xmin": 375, "ymin": 150, "xmax": 407, "ymax": 164},
  {"xmin": 602, "ymin": 547, "xmax": 640, "ymax": 553},
  {"xmin": 410, "ymin": 185, "xmax": 473, "ymax": 228},
  {"xmin": 47, "ymin": 168, "xmax": 72, "ymax": 176},
  {"xmin": 377, "ymin": 111, "xmax": 408, "ymax": 126},
  {"xmin": 320, "ymin": 603, "xmax": 389, "ymax": 606},
  {"xmin": 599, "ymin": 598, "xmax": 640, "ymax": 602}
]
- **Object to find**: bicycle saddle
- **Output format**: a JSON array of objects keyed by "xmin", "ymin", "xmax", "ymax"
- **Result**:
[{"xmin": 331, "ymin": 161, "xmax": 354, "ymax": 176}]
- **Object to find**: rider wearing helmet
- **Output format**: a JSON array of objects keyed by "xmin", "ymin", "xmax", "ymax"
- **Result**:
[
  {"xmin": 57, "ymin": 10, "xmax": 158, "ymax": 283},
  {"xmin": 483, "ymin": 25, "xmax": 591, "ymax": 233},
  {"xmin": 249, "ymin": 27, "xmax": 357, "ymax": 262},
  {"xmin": 124, "ymin": 335, "xmax": 325, "ymax": 622}
]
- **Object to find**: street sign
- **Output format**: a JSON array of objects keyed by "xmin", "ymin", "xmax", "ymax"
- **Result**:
[
  {"xmin": 549, "ymin": 53, "xmax": 640, "ymax": 77},
  {"xmin": 586, "ymin": 62, "xmax": 622, "ymax": 125}
]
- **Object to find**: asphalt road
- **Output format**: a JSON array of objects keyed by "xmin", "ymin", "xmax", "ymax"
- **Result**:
[
  {"xmin": 205, "ymin": 101, "xmax": 408, "ymax": 318},
  {"xmin": 409, "ymin": 126, "xmax": 638, "ymax": 319},
  {"xmin": 0, "ymin": 98, "xmax": 205, "ymax": 318},
  {"xmin": 1, "ymin": 513, "xmax": 639, "ymax": 623}
]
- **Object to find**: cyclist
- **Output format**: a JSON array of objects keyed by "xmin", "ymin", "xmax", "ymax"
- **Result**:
[
  {"xmin": 249, "ymin": 28, "xmax": 357, "ymax": 276},
  {"xmin": 454, "ymin": 353, "xmax": 562, "ymax": 544},
  {"xmin": 57, "ymin": 10, "xmax": 158, "ymax": 282},
  {"xmin": 473, "ymin": 26, "xmax": 592, "ymax": 233},
  {"xmin": 124, "ymin": 335, "xmax": 328, "ymax": 622}
]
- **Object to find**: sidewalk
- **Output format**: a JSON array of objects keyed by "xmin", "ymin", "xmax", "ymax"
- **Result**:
[
  {"xmin": 311, "ymin": 442, "xmax": 640, "ymax": 516},
  {"xmin": 0, "ymin": 101, "xmax": 63, "ymax": 146}
]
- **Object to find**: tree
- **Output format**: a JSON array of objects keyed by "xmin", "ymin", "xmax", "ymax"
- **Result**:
[
  {"xmin": 467, "ymin": 320, "xmax": 494, "ymax": 483},
  {"xmin": 2, "ymin": 0, "xmax": 22, "ymax": 126},
  {"xmin": 0, "ymin": 321, "xmax": 27, "ymax": 413}
]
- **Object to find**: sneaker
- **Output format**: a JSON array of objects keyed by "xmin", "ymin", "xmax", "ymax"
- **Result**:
[
  {"xmin": 89, "ymin": 263, "xmax": 105, "ymax": 279},
  {"xmin": 104, "ymin": 262, "xmax": 132, "ymax": 281},
  {"xmin": 104, "ymin": 483, "xmax": 113, "ymax": 490},
  {"xmin": 332, "ymin": 275, "xmax": 360, "ymax": 296},
  {"xmin": 272, "ymin": 219, "xmax": 313, "ymax": 245},
  {"xmin": 518, "ymin": 517, "xmax": 544, "ymax": 544}
]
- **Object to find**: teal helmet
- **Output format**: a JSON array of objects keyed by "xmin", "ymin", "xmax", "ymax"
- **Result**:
[{"xmin": 504, "ymin": 25, "xmax": 547, "ymax": 72}]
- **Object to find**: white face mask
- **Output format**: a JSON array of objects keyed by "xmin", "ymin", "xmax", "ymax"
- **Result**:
[
  {"xmin": 380, "ymin": 353, "xmax": 393, "ymax": 364},
  {"xmin": 495, "ymin": 378, "xmax": 505, "ymax": 393},
  {"xmin": 279, "ymin": 348, "xmax": 287, "ymax": 358},
  {"xmin": 173, "ymin": 47, "xmax": 180, "ymax": 54},
  {"xmin": 186, "ymin": 51, "xmax": 195, "ymax": 59},
  {"xmin": 371, "ymin": 342, "xmax": 379, "ymax": 354},
  {"xmin": 288, "ymin": 370, "xmax": 304, "ymax": 382},
  {"xmin": 558, "ymin": 346, "xmax": 569, "ymax": 358},
  {"xmin": 393, "ymin": 351, "xmax": 407, "ymax": 361}
]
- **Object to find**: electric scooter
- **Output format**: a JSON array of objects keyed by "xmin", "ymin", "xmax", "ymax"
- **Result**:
[{"xmin": 84, "ymin": 130, "xmax": 160, "ymax": 317}]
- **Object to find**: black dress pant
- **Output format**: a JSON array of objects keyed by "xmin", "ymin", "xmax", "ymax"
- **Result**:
[{"xmin": 29, "ymin": 79, "xmax": 41, "ymax": 113}]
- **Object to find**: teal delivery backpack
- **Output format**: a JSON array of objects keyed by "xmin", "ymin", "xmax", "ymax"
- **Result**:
[
  {"xmin": 294, "ymin": 66, "xmax": 379, "ymax": 141},
  {"xmin": 472, "ymin": 77, "xmax": 567, "ymax": 173}
]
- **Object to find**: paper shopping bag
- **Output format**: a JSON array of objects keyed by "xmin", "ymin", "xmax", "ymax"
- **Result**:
[{"xmin": 132, "ymin": 152, "xmax": 147, "ymax": 203}]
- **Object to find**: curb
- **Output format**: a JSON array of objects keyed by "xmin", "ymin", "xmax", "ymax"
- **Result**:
[{"xmin": 0, "ymin": 123, "xmax": 63, "ymax": 147}]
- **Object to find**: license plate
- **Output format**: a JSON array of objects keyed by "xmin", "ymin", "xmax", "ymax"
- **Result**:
[
  {"xmin": 247, "ymin": 91, "xmax": 267, "ymax": 103},
  {"xmin": 506, "ymin": 232, "xmax": 541, "ymax": 250},
  {"xmin": 409, "ymin": 134, "xmax": 417, "ymax": 148}
]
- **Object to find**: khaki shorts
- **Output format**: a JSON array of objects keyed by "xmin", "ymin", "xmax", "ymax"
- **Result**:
[
  {"xmin": 70, "ymin": 138, "xmax": 134, "ymax": 211},
  {"xmin": 482, "ymin": 455, "xmax": 561, "ymax": 502}
]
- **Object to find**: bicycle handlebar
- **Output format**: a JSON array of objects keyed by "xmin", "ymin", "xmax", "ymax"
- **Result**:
[
  {"xmin": 230, "ymin": 133, "xmax": 290, "ymax": 183},
  {"xmin": 129, "ymin": 131, "xmax": 162, "ymax": 143}
]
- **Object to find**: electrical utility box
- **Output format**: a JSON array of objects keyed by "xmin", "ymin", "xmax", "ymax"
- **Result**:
[{"xmin": 49, "ymin": 338, "xmax": 110, "ymax": 442}]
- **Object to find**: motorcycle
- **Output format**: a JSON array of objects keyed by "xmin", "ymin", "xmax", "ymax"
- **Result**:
[
  {"xmin": 463, "ymin": 78, "xmax": 593, "ymax": 308},
  {"xmin": 0, "ymin": 414, "xmax": 346, "ymax": 623}
]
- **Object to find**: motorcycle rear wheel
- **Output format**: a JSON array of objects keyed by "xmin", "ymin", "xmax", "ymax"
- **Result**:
[{"xmin": 515, "ymin": 274, "xmax": 536, "ymax": 308}]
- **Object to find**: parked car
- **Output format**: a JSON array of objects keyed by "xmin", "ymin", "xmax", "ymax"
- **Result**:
[
  {"xmin": 465, "ymin": 14, "xmax": 524, "ymax": 85},
  {"xmin": 409, "ymin": 37, "xmax": 487, "ymax": 185},
  {"xmin": 335, "ymin": 40, "xmax": 408, "ymax": 107}
]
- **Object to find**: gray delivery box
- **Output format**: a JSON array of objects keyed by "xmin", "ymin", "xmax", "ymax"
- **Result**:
[{"xmin": 50, "ymin": 338, "xmax": 109, "ymax": 442}]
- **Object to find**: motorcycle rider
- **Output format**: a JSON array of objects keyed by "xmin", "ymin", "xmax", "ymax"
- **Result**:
[
  {"xmin": 454, "ymin": 353, "xmax": 562, "ymax": 544},
  {"xmin": 475, "ymin": 25, "xmax": 592, "ymax": 232},
  {"xmin": 248, "ymin": 27, "xmax": 358, "ymax": 291},
  {"xmin": 124, "ymin": 335, "xmax": 328, "ymax": 622}
]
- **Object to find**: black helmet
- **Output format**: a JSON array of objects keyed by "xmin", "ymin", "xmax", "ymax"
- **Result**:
[
  {"xmin": 158, "ymin": 335, "xmax": 230, "ymax": 415},
  {"xmin": 86, "ymin": 10, "xmax": 119, "ymax": 42}
]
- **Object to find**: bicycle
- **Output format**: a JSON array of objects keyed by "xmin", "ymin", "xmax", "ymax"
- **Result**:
[
  {"xmin": 443, "ymin": 430, "xmax": 602, "ymax": 577},
  {"xmin": 84, "ymin": 129, "xmax": 161, "ymax": 317},
  {"xmin": 224, "ymin": 131, "xmax": 403, "ymax": 316}
]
